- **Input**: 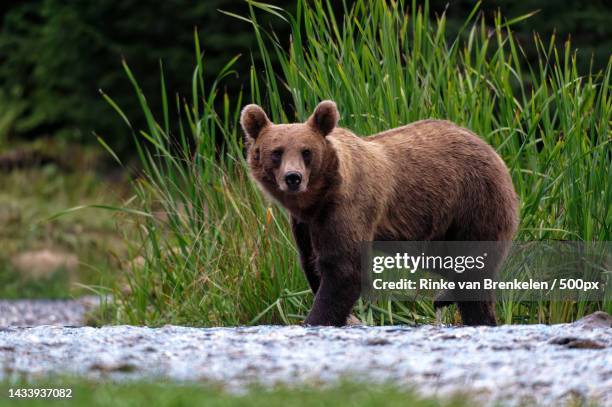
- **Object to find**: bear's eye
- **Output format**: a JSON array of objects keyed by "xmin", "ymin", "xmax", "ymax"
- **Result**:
[
  {"xmin": 271, "ymin": 149, "xmax": 283, "ymax": 164},
  {"xmin": 302, "ymin": 149, "xmax": 312, "ymax": 163}
]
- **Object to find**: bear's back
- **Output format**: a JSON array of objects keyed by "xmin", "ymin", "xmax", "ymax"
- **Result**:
[
  {"xmin": 329, "ymin": 119, "xmax": 518, "ymax": 241},
  {"xmin": 365, "ymin": 119, "xmax": 508, "ymax": 178}
]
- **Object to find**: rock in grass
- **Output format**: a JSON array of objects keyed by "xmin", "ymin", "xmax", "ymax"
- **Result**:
[{"xmin": 10, "ymin": 248, "xmax": 78, "ymax": 278}]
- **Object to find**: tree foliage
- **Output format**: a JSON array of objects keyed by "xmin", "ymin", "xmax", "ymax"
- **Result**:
[{"xmin": 0, "ymin": 0, "xmax": 290, "ymax": 150}]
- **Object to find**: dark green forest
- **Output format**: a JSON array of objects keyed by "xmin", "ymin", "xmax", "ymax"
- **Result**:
[{"xmin": 0, "ymin": 0, "xmax": 610, "ymax": 152}]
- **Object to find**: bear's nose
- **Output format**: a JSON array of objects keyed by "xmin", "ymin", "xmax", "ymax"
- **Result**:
[{"xmin": 284, "ymin": 172, "xmax": 302, "ymax": 190}]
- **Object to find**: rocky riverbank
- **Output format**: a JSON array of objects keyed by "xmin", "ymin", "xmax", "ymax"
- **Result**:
[{"xmin": 0, "ymin": 306, "xmax": 610, "ymax": 406}]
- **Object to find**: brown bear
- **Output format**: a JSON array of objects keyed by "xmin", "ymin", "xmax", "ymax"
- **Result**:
[{"xmin": 241, "ymin": 100, "xmax": 519, "ymax": 326}]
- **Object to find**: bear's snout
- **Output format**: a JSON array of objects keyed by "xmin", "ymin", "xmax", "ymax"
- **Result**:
[{"xmin": 284, "ymin": 171, "xmax": 302, "ymax": 191}]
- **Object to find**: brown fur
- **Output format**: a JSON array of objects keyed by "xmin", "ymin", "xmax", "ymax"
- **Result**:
[{"xmin": 241, "ymin": 101, "xmax": 519, "ymax": 326}]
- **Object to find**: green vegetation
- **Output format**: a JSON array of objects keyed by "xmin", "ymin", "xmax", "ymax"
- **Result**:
[
  {"xmin": 0, "ymin": 147, "xmax": 127, "ymax": 299},
  {"xmin": 0, "ymin": 266, "xmax": 70, "ymax": 300},
  {"xmin": 100, "ymin": 0, "xmax": 611, "ymax": 327},
  {"xmin": 0, "ymin": 380, "xmax": 470, "ymax": 407}
]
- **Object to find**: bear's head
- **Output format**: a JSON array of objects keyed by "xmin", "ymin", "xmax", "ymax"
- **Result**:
[{"xmin": 240, "ymin": 101, "xmax": 339, "ymax": 197}]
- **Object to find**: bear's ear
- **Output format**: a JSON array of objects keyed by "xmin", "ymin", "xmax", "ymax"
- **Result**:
[
  {"xmin": 240, "ymin": 104, "xmax": 270, "ymax": 140},
  {"xmin": 308, "ymin": 100, "xmax": 338, "ymax": 137}
]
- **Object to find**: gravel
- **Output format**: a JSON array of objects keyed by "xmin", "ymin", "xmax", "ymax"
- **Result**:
[
  {"xmin": 0, "ymin": 297, "xmax": 99, "ymax": 327},
  {"xmin": 0, "ymin": 309, "xmax": 611, "ymax": 406}
]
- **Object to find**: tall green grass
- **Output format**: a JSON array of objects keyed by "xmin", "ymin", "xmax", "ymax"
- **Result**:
[{"xmin": 104, "ymin": 0, "xmax": 611, "ymax": 326}]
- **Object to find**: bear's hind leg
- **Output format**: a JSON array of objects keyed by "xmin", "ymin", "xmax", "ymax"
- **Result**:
[
  {"xmin": 457, "ymin": 300, "xmax": 497, "ymax": 326},
  {"xmin": 440, "ymin": 227, "xmax": 514, "ymax": 326}
]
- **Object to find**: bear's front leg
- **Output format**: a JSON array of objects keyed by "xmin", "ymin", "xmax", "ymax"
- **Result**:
[
  {"xmin": 290, "ymin": 217, "xmax": 320, "ymax": 294},
  {"xmin": 304, "ymin": 250, "xmax": 362, "ymax": 326}
]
